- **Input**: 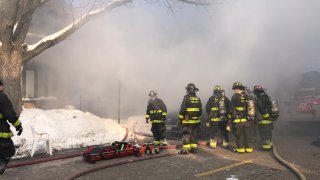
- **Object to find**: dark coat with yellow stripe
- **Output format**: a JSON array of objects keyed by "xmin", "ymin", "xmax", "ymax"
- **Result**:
[
  {"xmin": 146, "ymin": 98, "xmax": 167, "ymax": 121},
  {"xmin": 230, "ymin": 93, "xmax": 248, "ymax": 120},
  {"xmin": 205, "ymin": 95, "xmax": 231, "ymax": 121},
  {"xmin": 0, "ymin": 92, "xmax": 21, "ymax": 138},
  {"xmin": 179, "ymin": 92, "xmax": 202, "ymax": 123}
]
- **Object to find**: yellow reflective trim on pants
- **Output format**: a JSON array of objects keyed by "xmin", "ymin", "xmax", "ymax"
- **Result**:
[
  {"xmin": 235, "ymin": 107, "xmax": 245, "ymax": 111},
  {"xmin": 262, "ymin": 113, "xmax": 270, "ymax": 118},
  {"xmin": 182, "ymin": 120, "xmax": 200, "ymax": 124},
  {"xmin": 191, "ymin": 144, "xmax": 198, "ymax": 148},
  {"xmin": 183, "ymin": 144, "xmax": 191, "ymax": 149},
  {"xmin": 150, "ymin": 120, "xmax": 164, "ymax": 124},
  {"xmin": 150, "ymin": 110, "xmax": 163, "ymax": 114},
  {"xmin": 154, "ymin": 141, "xmax": 160, "ymax": 145},
  {"xmin": 210, "ymin": 140, "xmax": 217, "ymax": 148},
  {"xmin": 0, "ymin": 113, "xmax": 3, "ymax": 118},
  {"xmin": 211, "ymin": 107, "xmax": 219, "ymax": 111},
  {"xmin": 236, "ymin": 148, "xmax": 245, "ymax": 153},
  {"xmin": 246, "ymin": 148, "xmax": 253, "ymax": 153},
  {"xmin": 258, "ymin": 120, "xmax": 273, "ymax": 124},
  {"xmin": 0, "ymin": 132, "xmax": 14, "ymax": 138},
  {"xmin": 146, "ymin": 115, "xmax": 150, "ymax": 118},
  {"xmin": 178, "ymin": 114, "xmax": 184, "ymax": 119},
  {"xmin": 233, "ymin": 119, "xmax": 247, "ymax": 123},
  {"xmin": 211, "ymin": 118, "xmax": 222, "ymax": 122},
  {"xmin": 222, "ymin": 141, "xmax": 229, "ymax": 147},
  {"xmin": 186, "ymin": 108, "xmax": 200, "ymax": 112},
  {"xmin": 13, "ymin": 119, "xmax": 21, "ymax": 127},
  {"xmin": 162, "ymin": 112, "xmax": 167, "ymax": 116},
  {"xmin": 262, "ymin": 144, "xmax": 272, "ymax": 149}
]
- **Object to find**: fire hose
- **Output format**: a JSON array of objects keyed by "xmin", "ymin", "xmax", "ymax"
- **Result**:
[
  {"xmin": 272, "ymin": 142, "xmax": 307, "ymax": 180},
  {"xmin": 66, "ymin": 149, "xmax": 178, "ymax": 180}
]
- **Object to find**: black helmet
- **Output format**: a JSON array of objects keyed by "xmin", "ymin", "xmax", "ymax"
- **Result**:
[
  {"xmin": 214, "ymin": 85, "xmax": 224, "ymax": 92},
  {"xmin": 253, "ymin": 85, "xmax": 266, "ymax": 94},
  {"xmin": 149, "ymin": 90, "xmax": 157, "ymax": 97},
  {"xmin": 232, "ymin": 82, "xmax": 245, "ymax": 90},
  {"xmin": 186, "ymin": 83, "xmax": 199, "ymax": 92}
]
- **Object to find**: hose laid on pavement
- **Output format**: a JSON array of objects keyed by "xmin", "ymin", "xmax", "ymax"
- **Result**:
[
  {"xmin": 66, "ymin": 150, "xmax": 178, "ymax": 180},
  {"xmin": 272, "ymin": 142, "xmax": 307, "ymax": 180}
]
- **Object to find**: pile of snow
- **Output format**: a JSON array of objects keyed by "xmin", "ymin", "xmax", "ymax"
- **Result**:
[
  {"xmin": 122, "ymin": 115, "xmax": 152, "ymax": 135},
  {"xmin": 12, "ymin": 108, "xmax": 128, "ymax": 158}
]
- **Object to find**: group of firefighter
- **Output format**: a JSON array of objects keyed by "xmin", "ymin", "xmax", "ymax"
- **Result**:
[{"xmin": 146, "ymin": 82, "xmax": 280, "ymax": 155}]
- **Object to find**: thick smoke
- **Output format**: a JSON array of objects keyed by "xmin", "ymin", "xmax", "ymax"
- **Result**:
[{"xmin": 28, "ymin": 0, "xmax": 320, "ymax": 118}]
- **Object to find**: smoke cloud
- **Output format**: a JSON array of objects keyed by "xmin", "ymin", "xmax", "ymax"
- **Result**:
[{"xmin": 28, "ymin": 0, "xmax": 320, "ymax": 118}]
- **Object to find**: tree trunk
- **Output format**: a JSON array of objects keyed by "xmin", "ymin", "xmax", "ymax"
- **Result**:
[{"xmin": 0, "ymin": 46, "xmax": 23, "ymax": 114}]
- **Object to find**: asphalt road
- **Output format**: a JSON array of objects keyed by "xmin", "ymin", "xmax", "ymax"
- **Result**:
[
  {"xmin": 273, "ymin": 120, "xmax": 320, "ymax": 180},
  {"xmin": 3, "ymin": 118, "xmax": 319, "ymax": 180}
]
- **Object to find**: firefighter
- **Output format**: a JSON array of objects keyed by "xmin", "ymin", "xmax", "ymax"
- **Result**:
[
  {"xmin": 253, "ymin": 85, "xmax": 276, "ymax": 151},
  {"xmin": 205, "ymin": 85, "xmax": 231, "ymax": 149},
  {"xmin": 0, "ymin": 80, "xmax": 23, "ymax": 175},
  {"xmin": 178, "ymin": 83, "xmax": 202, "ymax": 154},
  {"xmin": 146, "ymin": 90, "xmax": 167, "ymax": 146},
  {"xmin": 230, "ymin": 82, "xmax": 254, "ymax": 153}
]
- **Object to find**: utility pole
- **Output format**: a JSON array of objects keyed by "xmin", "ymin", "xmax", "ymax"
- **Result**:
[{"xmin": 118, "ymin": 80, "xmax": 121, "ymax": 124}]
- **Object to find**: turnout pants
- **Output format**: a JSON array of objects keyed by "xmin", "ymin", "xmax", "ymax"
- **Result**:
[
  {"xmin": 209, "ymin": 121, "xmax": 229, "ymax": 148},
  {"xmin": 182, "ymin": 123, "xmax": 199, "ymax": 151},
  {"xmin": 0, "ymin": 138, "xmax": 15, "ymax": 174},
  {"xmin": 151, "ymin": 123, "xmax": 166, "ymax": 145},
  {"xmin": 257, "ymin": 123, "xmax": 273, "ymax": 150},
  {"xmin": 234, "ymin": 121, "xmax": 253, "ymax": 153}
]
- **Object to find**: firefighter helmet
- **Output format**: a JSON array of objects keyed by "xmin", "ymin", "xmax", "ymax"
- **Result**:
[
  {"xmin": 214, "ymin": 85, "xmax": 223, "ymax": 92},
  {"xmin": 186, "ymin": 83, "xmax": 199, "ymax": 92},
  {"xmin": 149, "ymin": 90, "xmax": 157, "ymax": 97},
  {"xmin": 232, "ymin": 82, "xmax": 244, "ymax": 90},
  {"xmin": 253, "ymin": 85, "xmax": 266, "ymax": 91}
]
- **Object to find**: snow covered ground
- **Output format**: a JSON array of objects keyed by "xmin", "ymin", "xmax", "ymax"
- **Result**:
[{"xmin": 11, "ymin": 108, "xmax": 151, "ymax": 158}]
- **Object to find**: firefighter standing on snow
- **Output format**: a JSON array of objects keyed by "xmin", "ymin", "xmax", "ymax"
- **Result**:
[
  {"xmin": 205, "ymin": 85, "xmax": 231, "ymax": 149},
  {"xmin": 230, "ymin": 82, "xmax": 255, "ymax": 153},
  {"xmin": 146, "ymin": 91, "xmax": 168, "ymax": 146},
  {"xmin": 0, "ymin": 80, "xmax": 23, "ymax": 175},
  {"xmin": 178, "ymin": 83, "xmax": 202, "ymax": 154},
  {"xmin": 253, "ymin": 85, "xmax": 279, "ymax": 150}
]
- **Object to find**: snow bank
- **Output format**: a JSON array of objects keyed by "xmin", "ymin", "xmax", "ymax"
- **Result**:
[
  {"xmin": 122, "ymin": 115, "xmax": 152, "ymax": 135},
  {"xmin": 12, "ymin": 108, "xmax": 127, "ymax": 158}
]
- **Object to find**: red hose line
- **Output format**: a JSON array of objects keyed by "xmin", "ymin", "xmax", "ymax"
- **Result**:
[
  {"xmin": 8, "ymin": 127, "xmax": 131, "ymax": 169},
  {"xmin": 7, "ymin": 152, "xmax": 81, "ymax": 169},
  {"xmin": 67, "ymin": 151, "xmax": 178, "ymax": 180}
]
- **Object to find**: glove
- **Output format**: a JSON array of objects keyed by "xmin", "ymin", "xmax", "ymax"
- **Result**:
[
  {"xmin": 16, "ymin": 125, "xmax": 23, "ymax": 136},
  {"xmin": 226, "ymin": 125, "xmax": 231, "ymax": 132},
  {"xmin": 205, "ymin": 122, "xmax": 210, "ymax": 128},
  {"xmin": 146, "ymin": 118, "xmax": 149, "ymax": 124}
]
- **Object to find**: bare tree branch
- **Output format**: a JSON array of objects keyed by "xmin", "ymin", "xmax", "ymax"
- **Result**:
[
  {"xmin": 12, "ymin": 0, "xmax": 41, "ymax": 46},
  {"xmin": 39, "ymin": 0, "xmax": 50, "ymax": 7},
  {"xmin": 177, "ymin": 0, "xmax": 212, "ymax": 5},
  {"xmin": 23, "ymin": 0, "xmax": 132, "ymax": 63}
]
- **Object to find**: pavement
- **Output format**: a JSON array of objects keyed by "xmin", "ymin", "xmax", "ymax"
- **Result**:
[
  {"xmin": 2, "ymin": 118, "xmax": 319, "ymax": 180},
  {"xmin": 273, "ymin": 120, "xmax": 320, "ymax": 180}
]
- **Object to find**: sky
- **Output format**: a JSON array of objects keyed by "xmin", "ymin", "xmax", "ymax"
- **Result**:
[{"xmin": 28, "ymin": 0, "xmax": 320, "ymax": 118}]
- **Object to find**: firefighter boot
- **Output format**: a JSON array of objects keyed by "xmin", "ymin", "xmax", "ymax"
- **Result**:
[
  {"xmin": 190, "ymin": 148, "xmax": 198, "ymax": 154},
  {"xmin": 222, "ymin": 140, "xmax": 229, "ymax": 149},
  {"xmin": 210, "ymin": 139, "xmax": 217, "ymax": 149},
  {"xmin": 179, "ymin": 148, "xmax": 189, "ymax": 155}
]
